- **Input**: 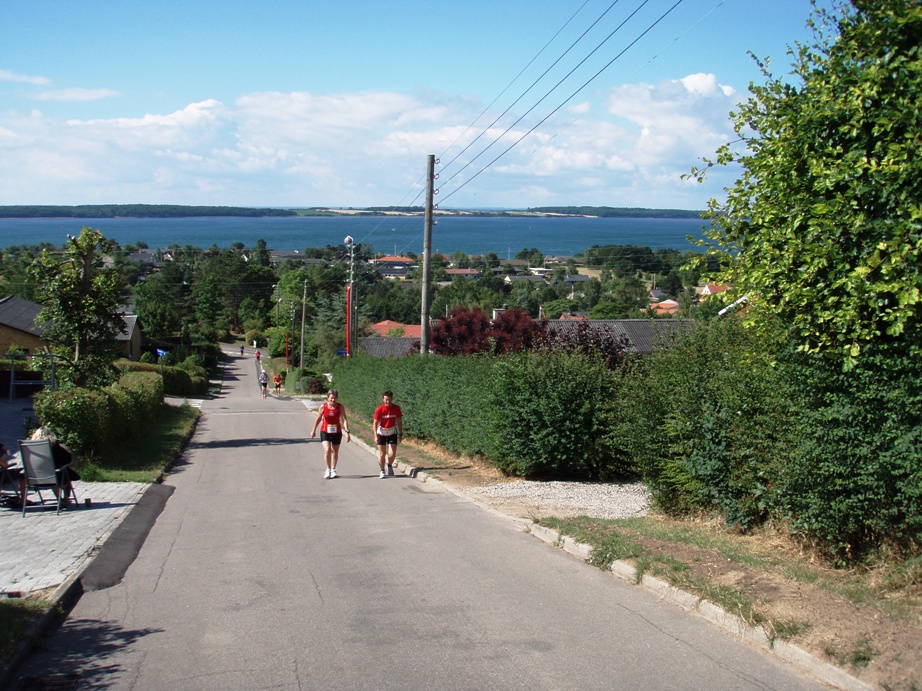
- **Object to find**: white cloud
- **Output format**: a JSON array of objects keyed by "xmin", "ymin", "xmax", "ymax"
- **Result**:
[
  {"xmin": 0, "ymin": 76, "xmax": 737, "ymax": 208},
  {"xmin": 0, "ymin": 69, "xmax": 51, "ymax": 85},
  {"xmin": 32, "ymin": 88, "xmax": 120, "ymax": 102}
]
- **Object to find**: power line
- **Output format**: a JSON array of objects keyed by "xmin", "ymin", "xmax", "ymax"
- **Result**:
[
  {"xmin": 439, "ymin": 0, "xmax": 654, "ymax": 190},
  {"xmin": 439, "ymin": 0, "xmax": 688, "ymax": 205},
  {"xmin": 438, "ymin": 0, "xmax": 614, "ymax": 176}
]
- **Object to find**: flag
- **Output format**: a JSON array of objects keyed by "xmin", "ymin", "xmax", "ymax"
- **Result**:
[{"xmin": 156, "ymin": 348, "xmax": 167, "ymax": 357}]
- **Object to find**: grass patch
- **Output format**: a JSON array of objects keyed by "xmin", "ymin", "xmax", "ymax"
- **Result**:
[
  {"xmin": 79, "ymin": 403, "xmax": 200, "ymax": 482},
  {"xmin": 0, "ymin": 598, "xmax": 50, "ymax": 668},
  {"xmin": 539, "ymin": 514, "xmax": 917, "ymax": 647}
]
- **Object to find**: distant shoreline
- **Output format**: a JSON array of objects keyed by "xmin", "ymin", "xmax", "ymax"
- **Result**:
[{"xmin": 0, "ymin": 204, "xmax": 703, "ymax": 221}]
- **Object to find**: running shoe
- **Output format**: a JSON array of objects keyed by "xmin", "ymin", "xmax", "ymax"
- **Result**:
[
  {"xmin": 330, "ymin": 469, "xmax": 338, "ymax": 478},
  {"xmin": 379, "ymin": 470, "xmax": 386, "ymax": 479},
  {"xmin": 324, "ymin": 468, "xmax": 331, "ymax": 479},
  {"xmin": 386, "ymin": 464, "xmax": 395, "ymax": 476}
]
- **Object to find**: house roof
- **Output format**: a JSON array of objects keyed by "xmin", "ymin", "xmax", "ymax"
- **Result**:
[
  {"xmin": 373, "ymin": 255, "xmax": 413, "ymax": 264},
  {"xmin": 116, "ymin": 314, "xmax": 139, "ymax": 342},
  {"xmin": 504, "ymin": 275, "xmax": 546, "ymax": 283},
  {"xmin": 445, "ymin": 268, "xmax": 481, "ymax": 277},
  {"xmin": 358, "ymin": 336, "xmax": 418, "ymax": 358},
  {"xmin": 646, "ymin": 299, "xmax": 680, "ymax": 315},
  {"xmin": 699, "ymin": 283, "xmax": 729, "ymax": 296},
  {"xmin": 546, "ymin": 319, "xmax": 694, "ymax": 354},
  {"xmin": 369, "ymin": 320, "xmax": 421, "ymax": 338},
  {"xmin": 0, "ymin": 295, "xmax": 44, "ymax": 336}
]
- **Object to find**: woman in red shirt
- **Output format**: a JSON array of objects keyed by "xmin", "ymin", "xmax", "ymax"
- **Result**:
[
  {"xmin": 372, "ymin": 390, "xmax": 403, "ymax": 478},
  {"xmin": 310, "ymin": 390, "xmax": 351, "ymax": 478}
]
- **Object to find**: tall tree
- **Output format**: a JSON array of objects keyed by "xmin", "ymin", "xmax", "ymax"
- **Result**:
[
  {"xmin": 693, "ymin": 0, "xmax": 922, "ymax": 364},
  {"xmin": 30, "ymin": 227, "xmax": 126, "ymax": 387}
]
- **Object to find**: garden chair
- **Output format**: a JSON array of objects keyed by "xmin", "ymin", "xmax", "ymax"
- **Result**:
[{"xmin": 18, "ymin": 439, "xmax": 79, "ymax": 516}]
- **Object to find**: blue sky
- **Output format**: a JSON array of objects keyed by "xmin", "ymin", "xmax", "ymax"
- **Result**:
[{"xmin": 1, "ymin": 0, "xmax": 832, "ymax": 209}]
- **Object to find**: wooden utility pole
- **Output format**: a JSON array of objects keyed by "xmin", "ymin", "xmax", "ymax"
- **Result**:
[
  {"xmin": 299, "ymin": 279, "xmax": 307, "ymax": 369},
  {"xmin": 420, "ymin": 154, "xmax": 435, "ymax": 354}
]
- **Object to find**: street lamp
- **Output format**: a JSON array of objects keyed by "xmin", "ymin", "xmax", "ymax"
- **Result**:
[{"xmin": 344, "ymin": 236, "xmax": 355, "ymax": 357}]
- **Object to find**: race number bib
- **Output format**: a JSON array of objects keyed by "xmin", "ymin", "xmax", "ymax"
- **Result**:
[
  {"xmin": 326, "ymin": 424, "xmax": 338, "ymax": 434},
  {"xmin": 377, "ymin": 426, "xmax": 397, "ymax": 436}
]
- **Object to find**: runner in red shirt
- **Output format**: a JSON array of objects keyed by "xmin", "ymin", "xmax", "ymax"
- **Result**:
[
  {"xmin": 372, "ymin": 390, "xmax": 403, "ymax": 478},
  {"xmin": 310, "ymin": 390, "xmax": 351, "ymax": 478}
]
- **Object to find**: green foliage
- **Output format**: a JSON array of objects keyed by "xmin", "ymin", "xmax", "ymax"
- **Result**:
[
  {"xmin": 486, "ymin": 351, "xmax": 620, "ymax": 479},
  {"xmin": 334, "ymin": 351, "xmax": 623, "ymax": 478},
  {"xmin": 332, "ymin": 353, "xmax": 496, "ymax": 457},
  {"xmin": 694, "ymin": 0, "xmax": 922, "ymax": 364},
  {"xmin": 134, "ymin": 263, "xmax": 188, "ymax": 339},
  {"xmin": 120, "ymin": 360, "xmax": 206, "ymax": 396},
  {"xmin": 105, "ymin": 371, "xmax": 164, "ymax": 440},
  {"xmin": 779, "ymin": 347, "xmax": 922, "ymax": 562},
  {"xmin": 245, "ymin": 329, "xmax": 266, "ymax": 348},
  {"xmin": 34, "ymin": 387, "xmax": 109, "ymax": 454},
  {"xmin": 615, "ymin": 317, "xmax": 793, "ymax": 528},
  {"xmin": 265, "ymin": 327, "xmax": 288, "ymax": 358},
  {"xmin": 29, "ymin": 227, "xmax": 126, "ymax": 387}
]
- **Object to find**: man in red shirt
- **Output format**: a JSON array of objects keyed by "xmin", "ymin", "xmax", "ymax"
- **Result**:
[{"xmin": 372, "ymin": 390, "xmax": 403, "ymax": 478}]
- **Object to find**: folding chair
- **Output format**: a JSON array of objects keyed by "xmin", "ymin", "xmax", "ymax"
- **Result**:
[{"xmin": 18, "ymin": 439, "xmax": 79, "ymax": 516}]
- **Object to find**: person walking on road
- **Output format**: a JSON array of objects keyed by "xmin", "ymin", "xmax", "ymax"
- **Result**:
[
  {"xmin": 273, "ymin": 373, "xmax": 283, "ymax": 397},
  {"xmin": 259, "ymin": 371, "xmax": 269, "ymax": 398},
  {"xmin": 239, "ymin": 344, "xmax": 245, "ymax": 356},
  {"xmin": 373, "ymin": 390, "xmax": 402, "ymax": 478},
  {"xmin": 310, "ymin": 389, "xmax": 351, "ymax": 478}
]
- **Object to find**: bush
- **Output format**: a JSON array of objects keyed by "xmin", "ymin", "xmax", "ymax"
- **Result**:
[
  {"xmin": 118, "ymin": 360, "xmax": 198, "ymax": 397},
  {"xmin": 34, "ymin": 387, "xmax": 109, "ymax": 455},
  {"xmin": 779, "ymin": 348, "xmax": 922, "ymax": 562},
  {"xmin": 265, "ymin": 327, "xmax": 288, "ymax": 358},
  {"xmin": 245, "ymin": 329, "xmax": 266, "ymax": 348},
  {"xmin": 106, "ymin": 371, "xmax": 164, "ymax": 440},
  {"xmin": 615, "ymin": 317, "xmax": 792, "ymax": 528},
  {"xmin": 486, "ymin": 351, "xmax": 619, "ymax": 478},
  {"xmin": 33, "ymin": 371, "xmax": 168, "ymax": 459}
]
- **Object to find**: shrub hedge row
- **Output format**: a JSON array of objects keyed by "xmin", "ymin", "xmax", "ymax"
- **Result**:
[
  {"xmin": 34, "ymin": 370, "xmax": 164, "ymax": 457},
  {"xmin": 332, "ymin": 319, "xmax": 922, "ymax": 563},
  {"xmin": 119, "ymin": 360, "xmax": 208, "ymax": 396},
  {"xmin": 332, "ymin": 351, "xmax": 623, "ymax": 478}
]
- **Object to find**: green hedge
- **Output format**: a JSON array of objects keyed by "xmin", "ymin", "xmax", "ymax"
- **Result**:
[
  {"xmin": 615, "ymin": 317, "xmax": 794, "ymax": 529},
  {"xmin": 119, "ymin": 360, "xmax": 208, "ymax": 396},
  {"xmin": 487, "ymin": 351, "xmax": 620, "ymax": 478},
  {"xmin": 312, "ymin": 327, "xmax": 922, "ymax": 562},
  {"xmin": 332, "ymin": 353, "xmax": 496, "ymax": 457},
  {"xmin": 332, "ymin": 352, "xmax": 620, "ymax": 475},
  {"xmin": 33, "ymin": 371, "xmax": 165, "ymax": 457},
  {"xmin": 34, "ymin": 387, "xmax": 109, "ymax": 455},
  {"xmin": 779, "ymin": 348, "xmax": 922, "ymax": 562}
]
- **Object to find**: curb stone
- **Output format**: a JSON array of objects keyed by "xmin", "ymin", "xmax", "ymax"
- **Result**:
[
  {"xmin": 0, "ymin": 551, "xmax": 85, "ymax": 689},
  {"xmin": 385, "ymin": 452, "xmax": 875, "ymax": 691}
]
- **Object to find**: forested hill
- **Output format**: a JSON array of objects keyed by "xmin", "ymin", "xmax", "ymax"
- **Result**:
[
  {"xmin": 0, "ymin": 205, "xmax": 297, "ymax": 218},
  {"xmin": 527, "ymin": 206, "xmax": 702, "ymax": 219}
]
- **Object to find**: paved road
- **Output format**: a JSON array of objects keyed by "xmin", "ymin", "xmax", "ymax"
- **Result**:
[{"xmin": 11, "ymin": 349, "xmax": 829, "ymax": 690}]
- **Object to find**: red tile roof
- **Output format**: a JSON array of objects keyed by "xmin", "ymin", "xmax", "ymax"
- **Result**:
[{"xmin": 369, "ymin": 320, "xmax": 421, "ymax": 338}]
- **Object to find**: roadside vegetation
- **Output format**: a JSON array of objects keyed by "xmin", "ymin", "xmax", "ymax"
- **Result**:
[{"xmin": 1, "ymin": 0, "xmax": 920, "ymax": 679}]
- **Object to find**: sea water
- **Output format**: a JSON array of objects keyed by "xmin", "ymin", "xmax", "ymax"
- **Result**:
[{"xmin": 0, "ymin": 214, "xmax": 708, "ymax": 255}]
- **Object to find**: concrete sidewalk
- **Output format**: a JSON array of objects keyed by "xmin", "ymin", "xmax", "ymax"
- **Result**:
[{"xmin": 0, "ymin": 398, "xmax": 148, "ymax": 597}]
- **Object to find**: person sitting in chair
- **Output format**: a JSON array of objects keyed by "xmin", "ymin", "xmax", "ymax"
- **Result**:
[
  {"xmin": 0, "ymin": 442, "xmax": 26, "ymax": 507},
  {"xmin": 30, "ymin": 427, "xmax": 81, "ymax": 507}
]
